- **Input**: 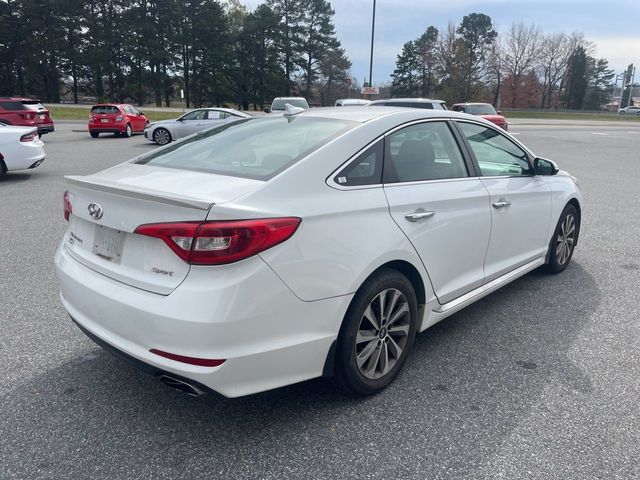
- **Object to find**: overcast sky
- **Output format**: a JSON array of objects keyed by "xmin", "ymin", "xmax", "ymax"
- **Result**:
[{"xmin": 242, "ymin": 0, "xmax": 640, "ymax": 85}]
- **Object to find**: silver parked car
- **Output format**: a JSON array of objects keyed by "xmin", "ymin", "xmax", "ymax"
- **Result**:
[
  {"xmin": 144, "ymin": 108, "xmax": 252, "ymax": 145},
  {"xmin": 617, "ymin": 106, "xmax": 640, "ymax": 115}
]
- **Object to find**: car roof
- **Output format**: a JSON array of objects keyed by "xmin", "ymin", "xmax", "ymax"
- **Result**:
[
  {"xmin": 0, "ymin": 97, "xmax": 39, "ymax": 101},
  {"xmin": 294, "ymin": 105, "xmax": 479, "ymax": 124},
  {"xmin": 452, "ymin": 102, "xmax": 492, "ymax": 105},
  {"xmin": 272, "ymin": 97, "xmax": 307, "ymax": 100},
  {"xmin": 371, "ymin": 98, "xmax": 445, "ymax": 103}
]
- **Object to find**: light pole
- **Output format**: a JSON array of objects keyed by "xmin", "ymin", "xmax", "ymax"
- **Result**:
[
  {"xmin": 367, "ymin": 0, "xmax": 377, "ymax": 94},
  {"xmin": 626, "ymin": 66, "xmax": 636, "ymax": 108},
  {"xmin": 611, "ymin": 73, "xmax": 623, "ymax": 111}
]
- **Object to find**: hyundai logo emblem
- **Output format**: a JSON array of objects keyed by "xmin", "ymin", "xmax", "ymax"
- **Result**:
[{"xmin": 88, "ymin": 203, "xmax": 104, "ymax": 220}]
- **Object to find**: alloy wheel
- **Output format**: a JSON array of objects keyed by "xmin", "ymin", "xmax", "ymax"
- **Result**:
[
  {"xmin": 556, "ymin": 213, "xmax": 576, "ymax": 265},
  {"xmin": 355, "ymin": 288, "xmax": 410, "ymax": 380},
  {"xmin": 154, "ymin": 129, "xmax": 171, "ymax": 145}
]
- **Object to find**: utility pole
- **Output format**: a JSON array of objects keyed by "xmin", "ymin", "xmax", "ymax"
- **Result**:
[
  {"xmin": 611, "ymin": 73, "xmax": 623, "ymax": 111},
  {"xmin": 367, "ymin": 0, "xmax": 377, "ymax": 97},
  {"xmin": 626, "ymin": 66, "xmax": 636, "ymax": 108}
]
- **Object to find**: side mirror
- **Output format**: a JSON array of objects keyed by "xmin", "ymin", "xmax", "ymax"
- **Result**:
[
  {"xmin": 264, "ymin": 107, "xmax": 271, "ymax": 113},
  {"xmin": 534, "ymin": 157, "xmax": 559, "ymax": 176},
  {"xmin": 496, "ymin": 110, "xmax": 503, "ymax": 115},
  {"xmin": 138, "ymin": 111, "xmax": 144, "ymax": 116}
]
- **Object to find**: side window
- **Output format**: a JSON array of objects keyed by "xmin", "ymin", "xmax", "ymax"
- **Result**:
[
  {"xmin": 182, "ymin": 110, "xmax": 206, "ymax": 121},
  {"xmin": 458, "ymin": 122, "xmax": 531, "ymax": 176},
  {"xmin": 123, "ymin": 105, "xmax": 134, "ymax": 114},
  {"xmin": 384, "ymin": 121, "xmax": 468, "ymax": 183},
  {"xmin": 206, "ymin": 110, "xmax": 222, "ymax": 120},
  {"xmin": 334, "ymin": 140, "xmax": 383, "ymax": 186}
]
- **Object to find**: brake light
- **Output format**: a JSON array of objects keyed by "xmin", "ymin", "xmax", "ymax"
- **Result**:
[
  {"xmin": 134, "ymin": 218, "xmax": 301, "ymax": 265},
  {"xmin": 63, "ymin": 191, "xmax": 72, "ymax": 221},
  {"xmin": 20, "ymin": 131, "xmax": 38, "ymax": 142},
  {"xmin": 21, "ymin": 112, "xmax": 34, "ymax": 120},
  {"xmin": 115, "ymin": 115, "xmax": 123, "ymax": 122}
]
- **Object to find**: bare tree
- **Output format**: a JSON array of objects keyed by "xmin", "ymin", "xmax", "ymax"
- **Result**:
[
  {"xmin": 502, "ymin": 22, "xmax": 541, "ymax": 108},
  {"xmin": 538, "ymin": 32, "xmax": 569, "ymax": 109}
]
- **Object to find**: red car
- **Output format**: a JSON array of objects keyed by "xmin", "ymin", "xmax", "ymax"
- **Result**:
[
  {"xmin": 0, "ymin": 97, "xmax": 55, "ymax": 135},
  {"xmin": 88, "ymin": 103, "xmax": 148, "ymax": 138},
  {"xmin": 451, "ymin": 103, "xmax": 508, "ymax": 130}
]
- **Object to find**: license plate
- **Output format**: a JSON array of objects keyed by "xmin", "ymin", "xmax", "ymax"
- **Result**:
[
  {"xmin": 92, "ymin": 225, "xmax": 124, "ymax": 263},
  {"xmin": 101, "ymin": 118, "xmax": 109, "ymax": 123}
]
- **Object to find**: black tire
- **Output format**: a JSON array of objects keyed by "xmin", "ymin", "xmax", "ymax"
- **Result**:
[
  {"xmin": 334, "ymin": 269, "xmax": 418, "ymax": 395},
  {"xmin": 90, "ymin": 131, "xmax": 99, "ymax": 138},
  {"xmin": 544, "ymin": 204, "xmax": 579, "ymax": 274},
  {"xmin": 123, "ymin": 123, "xmax": 132, "ymax": 138},
  {"xmin": 153, "ymin": 127, "xmax": 172, "ymax": 146}
]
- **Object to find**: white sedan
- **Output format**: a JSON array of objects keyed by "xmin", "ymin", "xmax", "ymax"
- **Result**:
[
  {"xmin": 0, "ymin": 124, "xmax": 45, "ymax": 176},
  {"xmin": 55, "ymin": 107, "xmax": 581, "ymax": 397},
  {"xmin": 143, "ymin": 108, "xmax": 253, "ymax": 145}
]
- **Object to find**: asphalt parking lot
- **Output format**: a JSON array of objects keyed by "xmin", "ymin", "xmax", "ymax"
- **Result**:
[{"xmin": 1, "ymin": 119, "xmax": 640, "ymax": 479}]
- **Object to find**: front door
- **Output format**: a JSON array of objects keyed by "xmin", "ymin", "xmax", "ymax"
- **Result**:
[
  {"xmin": 177, "ymin": 109, "xmax": 207, "ymax": 137},
  {"xmin": 456, "ymin": 121, "xmax": 552, "ymax": 282},
  {"xmin": 383, "ymin": 121, "xmax": 491, "ymax": 304}
]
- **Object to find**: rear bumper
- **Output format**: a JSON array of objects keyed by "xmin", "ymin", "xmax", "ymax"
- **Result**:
[
  {"xmin": 4, "ymin": 143, "xmax": 45, "ymax": 171},
  {"xmin": 54, "ymin": 242, "xmax": 350, "ymax": 397},
  {"xmin": 89, "ymin": 123, "xmax": 125, "ymax": 134},
  {"xmin": 37, "ymin": 124, "xmax": 54, "ymax": 135}
]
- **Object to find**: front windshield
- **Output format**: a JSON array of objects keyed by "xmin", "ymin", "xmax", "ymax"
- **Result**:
[
  {"xmin": 135, "ymin": 117, "xmax": 355, "ymax": 180},
  {"xmin": 466, "ymin": 104, "xmax": 497, "ymax": 115},
  {"xmin": 271, "ymin": 99, "xmax": 309, "ymax": 110}
]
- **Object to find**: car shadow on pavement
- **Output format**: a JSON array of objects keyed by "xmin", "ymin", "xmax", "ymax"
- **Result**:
[
  {"xmin": 0, "ymin": 172, "xmax": 32, "ymax": 183},
  {"xmin": 3, "ymin": 261, "xmax": 600, "ymax": 479}
]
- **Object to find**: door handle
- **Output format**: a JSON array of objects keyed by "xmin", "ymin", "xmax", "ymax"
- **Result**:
[
  {"xmin": 492, "ymin": 199, "xmax": 512, "ymax": 209},
  {"xmin": 404, "ymin": 210, "xmax": 435, "ymax": 222}
]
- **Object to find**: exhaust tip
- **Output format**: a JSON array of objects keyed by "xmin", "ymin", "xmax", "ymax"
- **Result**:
[{"xmin": 158, "ymin": 375, "xmax": 204, "ymax": 397}]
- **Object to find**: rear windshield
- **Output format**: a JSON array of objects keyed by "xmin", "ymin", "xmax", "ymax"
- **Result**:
[
  {"xmin": 465, "ymin": 104, "xmax": 497, "ymax": 115},
  {"xmin": 0, "ymin": 100, "xmax": 27, "ymax": 110},
  {"xmin": 271, "ymin": 99, "xmax": 309, "ymax": 111},
  {"xmin": 135, "ymin": 116, "xmax": 356, "ymax": 180},
  {"xmin": 21, "ymin": 100, "xmax": 46, "ymax": 110},
  {"xmin": 91, "ymin": 106, "xmax": 121, "ymax": 114}
]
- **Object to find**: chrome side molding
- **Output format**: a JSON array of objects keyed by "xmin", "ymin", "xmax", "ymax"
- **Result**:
[{"xmin": 433, "ymin": 257, "xmax": 545, "ymax": 314}]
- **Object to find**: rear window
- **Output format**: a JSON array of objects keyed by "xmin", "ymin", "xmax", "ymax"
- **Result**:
[
  {"xmin": 0, "ymin": 101, "xmax": 28, "ymax": 110},
  {"xmin": 91, "ymin": 106, "xmax": 121, "ymax": 114},
  {"xmin": 466, "ymin": 104, "xmax": 497, "ymax": 115},
  {"xmin": 135, "ymin": 116, "xmax": 356, "ymax": 180},
  {"xmin": 21, "ymin": 100, "xmax": 46, "ymax": 110},
  {"xmin": 271, "ymin": 99, "xmax": 309, "ymax": 111}
]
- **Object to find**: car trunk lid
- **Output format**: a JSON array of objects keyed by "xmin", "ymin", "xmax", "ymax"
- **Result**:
[{"xmin": 63, "ymin": 163, "xmax": 263, "ymax": 294}]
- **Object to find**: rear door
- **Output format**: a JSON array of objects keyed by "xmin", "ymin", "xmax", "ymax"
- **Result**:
[
  {"xmin": 383, "ymin": 120, "xmax": 491, "ymax": 304},
  {"xmin": 456, "ymin": 121, "xmax": 552, "ymax": 282}
]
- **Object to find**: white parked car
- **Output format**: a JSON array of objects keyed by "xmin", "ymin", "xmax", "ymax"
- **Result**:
[
  {"xmin": 143, "ymin": 108, "xmax": 252, "ymax": 145},
  {"xmin": 335, "ymin": 99, "xmax": 371, "ymax": 106},
  {"xmin": 55, "ymin": 108, "xmax": 581, "ymax": 398},
  {"xmin": 0, "ymin": 124, "xmax": 45, "ymax": 176},
  {"xmin": 265, "ymin": 97, "xmax": 309, "ymax": 113}
]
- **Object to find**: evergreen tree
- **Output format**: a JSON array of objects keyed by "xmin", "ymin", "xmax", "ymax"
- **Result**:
[
  {"xmin": 391, "ymin": 41, "xmax": 420, "ymax": 97},
  {"xmin": 565, "ymin": 45, "xmax": 588, "ymax": 110},
  {"xmin": 583, "ymin": 58, "xmax": 614, "ymax": 110},
  {"xmin": 414, "ymin": 26, "xmax": 439, "ymax": 97}
]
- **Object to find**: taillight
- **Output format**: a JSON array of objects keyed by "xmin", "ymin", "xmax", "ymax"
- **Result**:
[
  {"xmin": 21, "ymin": 112, "xmax": 34, "ymax": 120},
  {"xmin": 115, "ymin": 115, "xmax": 123, "ymax": 122},
  {"xmin": 20, "ymin": 131, "xmax": 38, "ymax": 142},
  {"xmin": 63, "ymin": 191, "xmax": 72, "ymax": 221},
  {"xmin": 134, "ymin": 218, "xmax": 301, "ymax": 265}
]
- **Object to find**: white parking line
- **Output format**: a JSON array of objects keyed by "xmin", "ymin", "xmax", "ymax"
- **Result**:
[
  {"xmin": 591, "ymin": 132, "xmax": 608, "ymax": 135},
  {"xmin": 509, "ymin": 132, "xmax": 521, "ymax": 136}
]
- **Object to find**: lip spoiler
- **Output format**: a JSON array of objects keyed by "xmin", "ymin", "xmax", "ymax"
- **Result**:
[{"xmin": 65, "ymin": 175, "xmax": 214, "ymax": 211}]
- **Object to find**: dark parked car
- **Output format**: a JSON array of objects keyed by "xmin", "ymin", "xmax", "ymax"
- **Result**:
[{"xmin": 0, "ymin": 97, "xmax": 54, "ymax": 135}]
